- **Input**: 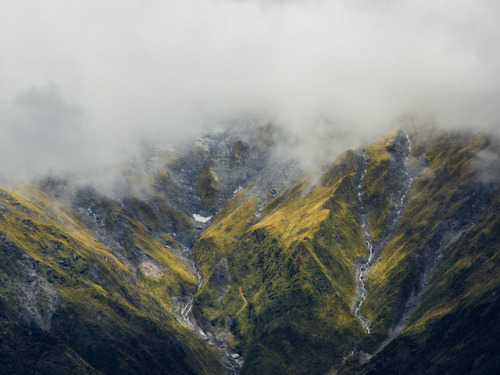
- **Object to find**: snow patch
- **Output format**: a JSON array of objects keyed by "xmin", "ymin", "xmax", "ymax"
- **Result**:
[{"xmin": 193, "ymin": 214, "xmax": 212, "ymax": 223}]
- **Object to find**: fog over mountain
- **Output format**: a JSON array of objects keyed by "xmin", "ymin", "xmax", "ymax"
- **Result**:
[
  {"xmin": 1, "ymin": 3, "xmax": 500, "ymax": 375},
  {"xmin": 1, "ymin": 0, "xmax": 499, "ymax": 177}
]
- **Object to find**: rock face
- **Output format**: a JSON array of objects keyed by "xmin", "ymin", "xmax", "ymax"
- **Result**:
[{"xmin": 0, "ymin": 123, "xmax": 499, "ymax": 375}]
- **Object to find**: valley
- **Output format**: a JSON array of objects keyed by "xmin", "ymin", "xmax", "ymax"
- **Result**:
[{"xmin": 0, "ymin": 123, "xmax": 499, "ymax": 374}]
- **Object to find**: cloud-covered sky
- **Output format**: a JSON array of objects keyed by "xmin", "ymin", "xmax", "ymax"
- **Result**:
[{"xmin": 1, "ymin": 0, "xmax": 499, "ymax": 176}]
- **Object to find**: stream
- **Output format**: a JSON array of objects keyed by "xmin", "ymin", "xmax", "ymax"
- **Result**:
[
  {"xmin": 353, "ymin": 129, "xmax": 414, "ymax": 335},
  {"xmin": 349, "ymin": 128, "xmax": 415, "ymax": 363},
  {"xmin": 179, "ymin": 258, "xmax": 244, "ymax": 374},
  {"xmin": 353, "ymin": 150, "xmax": 374, "ymax": 334}
]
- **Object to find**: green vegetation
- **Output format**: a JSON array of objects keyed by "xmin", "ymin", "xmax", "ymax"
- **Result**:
[
  {"xmin": 355, "ymin": 196, "xmax": 500, "ymax": 374},
  {"xmin": 193, "ymin": 151, "xmax": 369, "ymax": 373},
  {"xmin": 0, "ymin": 186, "xmax": 223, "ymax": 375},
  {"xmin": 193, "ymin": 126, "xmax": 500, "ymax": 374},
  {"xmin": 1, "ymin": 125, "xmax": 499, "ymax": 374}
]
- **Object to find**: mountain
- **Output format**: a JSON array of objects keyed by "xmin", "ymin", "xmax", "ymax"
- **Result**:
[{"xmin": 0, "ymin": 122, "xmax": 499, "ymax": 375}]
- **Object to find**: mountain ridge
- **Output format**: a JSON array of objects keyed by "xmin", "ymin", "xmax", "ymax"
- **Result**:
[{"xmin": 0, "ymin": 123, "xmax": 499, "ymax": 374}]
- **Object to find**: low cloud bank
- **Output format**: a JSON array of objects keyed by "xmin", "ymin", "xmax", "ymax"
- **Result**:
[{"xmin": 1, "ymin": 0, "xmax": 499, "ymax": 178}]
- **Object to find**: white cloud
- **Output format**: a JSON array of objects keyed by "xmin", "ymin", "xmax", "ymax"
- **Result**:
[{"xmin": 1, "ymin": 0, "xmax": 499, "ymax": 177}]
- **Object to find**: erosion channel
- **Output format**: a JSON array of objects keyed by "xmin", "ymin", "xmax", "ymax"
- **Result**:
[{"xmin": 179, "ymin": 254, "xmax": 243, "ymax": 375}]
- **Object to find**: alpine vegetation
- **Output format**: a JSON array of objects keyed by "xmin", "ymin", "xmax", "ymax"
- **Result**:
[{"xmin": 1, "ymin": 1, "xmax": 499, "ymax": 375}]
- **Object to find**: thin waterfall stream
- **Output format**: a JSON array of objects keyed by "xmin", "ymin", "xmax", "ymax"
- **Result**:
[
  {"xmin": 178, "ymin": 249, "xmax": 243, "ymax": 374},
  {"xmin": 353, "ymin": 150, "xmax": 374, "ymax": 334},
  {"xmin": 348, "ymin": 128, "xmax": 415, "ymax": 364}
]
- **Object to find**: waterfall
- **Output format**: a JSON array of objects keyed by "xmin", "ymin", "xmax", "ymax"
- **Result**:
[{"xmin": 353, "ymin": 150, "xmax": 373, "ymax": 334}]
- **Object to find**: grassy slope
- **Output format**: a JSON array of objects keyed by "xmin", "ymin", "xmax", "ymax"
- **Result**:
[
  {"xmin": 194, "ymin": 127, "xmax": 500, "ymax": 374},
  {"xmin": 361, "ymin": 131, "xmax": 492, "ymax": 329},
  {"xmin": 354, "ymin": 195, "xmax": 500, "ymax": 374},
  {"xmin": 350, "ymin": 129, "xmax": 500, "ymax": 374},
  {"xmin": 0, "ymin": 186, "xmax": 223, "ymax": 375},
  {"xmin": 194, "ymin": 150, "xmax": 369, "ymax": 374},
  {"xmin": 1, "ymin": 126, "xmax": 498, "ymax": 374}
]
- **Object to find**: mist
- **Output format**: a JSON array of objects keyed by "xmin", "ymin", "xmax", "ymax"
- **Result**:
[{"xmin": 1, "ymin": 0, "xmax": 499, "ymax": 179}]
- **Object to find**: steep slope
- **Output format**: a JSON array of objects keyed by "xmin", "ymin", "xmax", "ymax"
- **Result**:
[
  {"xmin": 343, "ymin": 128, "xmax": 500, "ymax": 374},
  {"xmin": 0, "ymin": 122, "xmax": 298, "ymax": 375},
  {"xmin": 1, "ymin": 124, "xmax": 499, "ymax": 375},
  {"xmin": 192, "ymin": 125, "xmax": 500, "ymax": 374},
  {"xmin": 192, "ymin": 148, "xmax": 376, "ymax": 373},
  {"xmin": 0, "ymin": 185, "xmax": 223, "ymax": 375}
]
